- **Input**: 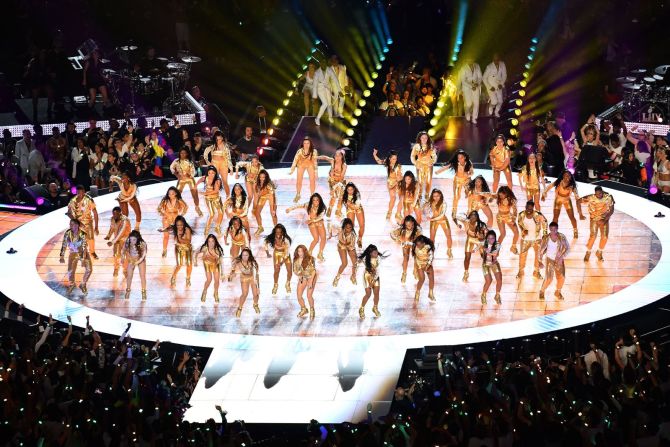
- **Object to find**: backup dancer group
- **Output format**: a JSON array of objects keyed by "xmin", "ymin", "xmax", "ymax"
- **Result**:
[{"xmin": 60, "ymin": 132, "xmax": 615, "ymax": 318}]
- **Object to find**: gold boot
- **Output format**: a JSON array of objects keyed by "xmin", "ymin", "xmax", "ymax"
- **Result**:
[
  {"xmin": 428, "ymin": 289, "xmax": 436, "ymax": 302},
  {"xmin": 215, "ymin": 226, "xmax": 222, "ymax": 238},
  {"xmin": 555, "ymin": 290, "xmax": 564, "ymax": 300},
  {"xmin": 254, "ymin": 226, "xmax": 264, "ymax": 236},
  {"xmin": 186, "ymin": 277, "xmax": 191, "ymax": 287},
  {"xmin": 414, "ymin": 290, "xmax": 420, "ymax": 303},
  {"xmin": 309, "ymin": 307, "xmax": 315, "ymax": 319},
  {"xmin": 297, "ymin": 307, "xmax": 308, "ymax": 318},
  {"xmin": 447, "ymin": 248, "xmax": 453, "ymax": 259},
  {"xmin": 350, "ymin": 273, "xmax": 357, "ymax": 285},
  {"xmin": 214, "ymin": 290, "xmax": 219, "ymax": 303},
  {"xmin": 511, "ymin": 245, "xmax": 518, "ymax": 255},
  {"xmin": 480, "ymin": 293, "xmax": 487, "ymax": 304},
  {"xmin": 317, "ymin": 252, "xmax": 325, "ymax": 262},
  {"xmin": 372, "ymin": 305, "xmax": 381, "ymax": 317},
  {"xmin": 235, "ymin": 307, "xmax": 242, "ymax": 318},
  {"xmin": 596, "ymin": 250, "xmax": 603, "ymax": 261},
  {"xmin": 125, "ymin": 288, "xmax": 130, "ymax": 300},
  {"xmin": 333, "ymin": 274, "xmax": 341, "ymax": 287},
  {"xmin": 196, "ymin": 206, "xmax": 203, "ymax": 217},
  {"xmin": 66, "ymin": 284, "xmax": 75, "ymax": 295},
  {"xmin": 494, "ymin": 293, "xmax": 501, "ymax": 304},
  {"xmin": 357, "ymin": 238, "xmax": 363, "ymax": 249},
  {"xmin": 533, "ymin": 270, "xmax": 543, "ymax": 280},
  {"xmin": 539, "ymin": 290, "xmax": 545, "ymax": 300},
  {"xmin": 162, "ymin": 250, "xmax": 167, "ymax": 258},
  {"xmin": 285, "ymin": 281, "xmax": 291, "ymax": 293},
  {"xmin": 584, "ymin": 251, "xmax": 591, "ymax": 262},
  {"xmin": 463, "ymin": 270, "xmax": 469, "ymax": 282},
  {"xmin": 401, "ymin": 272, "xmax": 407, "ymax": 284},
  {"xmin": 201, "ymin": 290, "xmax": 207, "ymax": 302},
  {"xmin": 293, "ymin": 192, "xmax": 301, "ymax": 203},
  {"xmin": 113, "ymin": 267, "xmax": 119, "ymax": 277},
  {"xmin": 573, "ymin": 228, "xmax": 578, "ymax": 239},
  {"xmin": 359, "ymin": 306, "xmax": 365, "ymax": 319},
  {"xmin": 141, "ymin": 289, "xmax": 147, "ymax": 301},
  {"xmin": 272, "ymin": 283, "xmax": 278, "ymax": 294},
  {"xmin": 170, "ymin": 275, "xmax": 176, "ymax": 287},
  {"xmin": 253, "ymin": 303, "xmax": 260, "ymax": 314},
  {"xmin": 80, "ymin": 283, "xmax": 88, "ymax": 295}
]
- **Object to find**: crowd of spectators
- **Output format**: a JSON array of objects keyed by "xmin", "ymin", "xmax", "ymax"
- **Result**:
[{"xmin": 379, "ymin": 64, "xmax": 440, "ymax": 117}]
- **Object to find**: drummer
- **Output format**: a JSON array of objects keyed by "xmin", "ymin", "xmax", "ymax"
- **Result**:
[{"xmin": 139, "ymin": 47, "xmax": 164, "ymax": 76}]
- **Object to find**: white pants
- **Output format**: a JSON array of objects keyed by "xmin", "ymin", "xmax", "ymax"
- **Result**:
[
  {"xmin": 316, "ymin": 86, "xmax": 332, "ymax": 122},
  {"xmin": 332, "ymin": 93, "xmax": 345, "ymax": 117},
  {"xmin": 463, "ymin": 88, "xmax": 480, "ymax": 121},
  {"xmin": 487, "ymin": 88, "xmax": 503, "ymax": 116}
]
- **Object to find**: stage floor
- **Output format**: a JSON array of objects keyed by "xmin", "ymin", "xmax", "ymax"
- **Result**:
[{"xmin": 2, "ymin": 166, "xmax": 669, "ymax": 423}]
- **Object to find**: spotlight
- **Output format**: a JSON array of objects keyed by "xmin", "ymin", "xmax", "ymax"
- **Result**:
[
  {"xmin": 451, "ymin": 55, "xmax": 457, "ymax": 62},
  {"xmin": 531, "ymin": 37, "xmax": 538, "ymax": 44},
  {"xmin": 515, "ymin": 99, "xmax": 523, "ymax": 107},
  {"xmin": 434, "ymin": 108, "xmax": 442, "ymax": 116},
  {"xmin": 272, "ymin": 117, "xmax": 280, "ymax": 126},
  {"xmin": 510, "ymin": 128, "xmax": 518, "ymax": 136},
  {"xmin": 524, "ymin": 63, "xmax": 531, "ymax": 69},
  {"xmin": 380, "ymin": 55, "xmax": 386, "ymax": 62},
  {"xmin": 287, "ymin": 90, "xmax": 293, "ymax": 97},
  {"xmin": 354, "ymin": 108, "xmax": 362, "ymax": 116},
  {"xmin": 282, "ymin": 99, "xmax": 289, "ymax": 106},
  {"xmin": 527, "ymin": 54, "xmax": 534, "ymax": 61},
  {"xmin": 523, "ymin": 72, "xmax": 529, "ymax": 79},
  {"xmin": 342, "ymin": 138, "xmax": 350, "ymax": 146},
  {"xmin": 350, "ymin": 118, "xmax": 359, "ymax": 126},
  {"xmin": 346, "ymin": 128, "xmax": 354, "ymax": 136},
  {"xmin": 518, "ymin": 90, "xmax": 526, "ymax": 97},
  {"xmin": 437, "ymin": 100, "xmax": 445, "ymax": 108},
  {"xmin": 457, "ymin": 39, "xmax": 463, "ymax": 45},
  {"xmin": 383, "ymin": 47, "xmax": 389, "ymax": 53},
  {"xmin": 268, "ymin": 128, "xmax": 274, "ymax": 135},
  {"xmin": 650, "ymin": 184, "xmax": 659, "ymax": 194},
  {"xmin": 277, "ymin": 109, "xmax": 284, "ymax": 116},
  {"xmin": 367, "ymin": 80, "xmax": 374, "ymax": 88},
  {"xmin": 36, "ymin": 197, "xmax": 45, "ymax": 206},
  {"xmin": 358, "ymin": 99, "xmax": 366, "ymax": 107},
  {"xmin": 520, "ymin": 80, "xmax": 527, "ymax": 88},
  {"xmin": 427, "ymin": 128, "xmax": 436, "ymax": 137},
  {"xmin": 311, "ymin": 47, "xmax": 317, "ymax": 53},
  {"xmin": 302, "ymin": 64, "xmax": 308, "ymax": 70},
  {"xmin": 387, "ymin": 38, "xmax": 393, "ymax": 45},
  {"xmin": 363, "ymin": 89, "xmax": 371, "ymax": 97},
  {"xmin": 371, "ymin": 72, "xmax": 379, "ymax": 80},
  {"xmin": 258, "ymin": 147, "xmax": 264, "ymax": 156},
  {"xmin": 71, "ymin": 186, "xmax": 77, "ymax": 195},
  {"xmin": 376, "ymin": 63, "xmax": 382, "ymax": 70},
  {"xmin": 315, "ymin": 39, "xmax": 321, "ymax": 44},
  {"xmin": 292, "ymin": 81, "xmax": 298, "ymax": 88},
  {"xmin": 430, "ymin": 117, "xmax": 438, "ymax": 126},
  {"xmin": 514, "ymin": 109, "xmax": 521, "ymax": 116},
  {"xmin": 511, "ymin": 118, "xmax": 519, "ymax": 126},
  {"xmin": 262, "ymin": 137, "xmax": 269, "ymax": 145},
  {"xmin": 529, "ymin": 46, "xmax": 536, "ymax": 52}
]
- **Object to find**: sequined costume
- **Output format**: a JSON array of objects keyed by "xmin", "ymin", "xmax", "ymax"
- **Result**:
[
  {"xmin": 489, "ymin": 145, "xmax": 511, "ymax": 175},
  {"xmin": 290, "ymin": 147, "xmax": 319, "ymax": 171},
  {"xmin": 390, "ymin": 226, "xmax": 422, "ymax": 249},
  {"xmin": 362, "ymin": 256, "xmax": 381, "ymax": 288},
  {"xmin": 60, "ymin": 228, "xmax": 92, "ymax": 286},
  {"xmin": 174, "ymin": 233, "xmax": 193, "ymax": 267},
  {"xmin": 496, "ymin": 196, "xmax": 517, "ymax": 225},
  {"xmin": 517, "ymin": 210, "xmax": 548, "ymax": 275},
  {"xmin": 539, "ymin": 232, "xmax": 570, "ymax": 299},
  {"xmin": 455, "ymin": 216, "xmax": 487, "ymax": 252},
  {"xmin": 157, "ymin": 197, "xmax": 188, "ymax": 229},
  {"xmin": 235, "ymin": 160, "xmax": 264, "ymax": 185},
  {"xmin": 580, "ymin": 192, "xmax": 615, "ymax": 256},
  {"xmin": 413, "ymin": 244, "xmax": 434, "ymax": 272},
  {"xmin": 67, "ymin": 195, "xmax": 96, "ymax": 241},
  {"xmin": 226, "ymin": 227, "xmax": 248, "ymax": 248},
  {"xmin": 427, "ymin": 201, "xmax": 451, "ymax": 234},
  {"xmin": 411, "ymin": 143, "xmax": 437, "ymax": 199},
  {"xmin": 519, "ymin": 166, "xmax": 543, "ymax": 198},
  {"xmin": 481, "ymin": 243, "xmax": 501, "ymax": 276},
  {"xmin": 203, "ymin": 143, "xmax": 233, "ymax": 177},
  {"xmin": 106, "ymin": 214, "xmax": 131, "ymax": 272},
  {"xmin": 452, "ymin": 162, "xmax": 474, "ymax": 214},
  {"xmin": 200, "ymin": 247, "xmax": 223, "ymax": 275},
  {"xmin": 170, "ymin": 158, "xmax": 197, "ymax": 190},
  {"xmin": 229, "ymin": 259, "xmax": 260, "ymax": 286},
  {"xmin": 293, "ymin": 257, "xmax": 317, "ymax": 286},
  {"xmin": 224, "ymin": 195, "xmax": 250, "ymax": 227}
]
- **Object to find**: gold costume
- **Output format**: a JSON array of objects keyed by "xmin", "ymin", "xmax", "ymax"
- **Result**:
[
  {"xmin": 200, "ymin": 248, "xmax": 223, "ymax": 274},
  {"xmin": 427, "ymin": 202, "xmax": 451, "ymax": 234},
  {"xmin": 67, "ymin": 195, "xmax": 96, "ymax": 240},
  {"xmin": 414, "ymin": 245, "xmax": 434, "ymax": 271},
  {"xmin": 109, "ymin": 175, "xmax": 137, "ymax": 203},
  {"xmin": 519, "ymin": 167, "xmax": 543, "ymax": 197},
  {"xmin": 170, "ymin": 159, "xmax": 197, "ymax": 190},
  {"xmin": 468, "ymin": 191, "xmax": 494, "ymax": 213},
  {"xmin": 291, "ymin": 147, "xmax": 318, "ymax": 171},
  {"xmin": 174, "ymin": 230, "xmax": 193, "ymax": 266},
  {"xmin": 581, "ymin": 193, "xmax": 615, "ymax": 252},
  {"xmin": 553, "ymin": 183, "xmax": 578, "ymax": 212},
  {"xmin": 227, "ymin": 227, "xmax": 248, "ymax": 247},
  {"xmin": 60, "ymin": 229, "xmax": 92, "ymax": 284},
  {"xmin": 106, "ymin": 215, "xmax": 131, "ymax": 268},
  {"xmin": 235, "ymin": 160, "xmax": 264, "ymax": 185},
  {"xmin": 390, "ymin": 226, "xmax": 422, "ymax": 249},
  {"xmin": 539, "ymin": 232, "xmax": 570, "ymax": 286},
  {"xmin": 256, "ymin": 182, "xmax": 276, "ymax": 208},
  {"xmin": 399, "ymin": 184, "xmax": 420, "ymax": 217},
  {"xmin": 363, "ymin": 256, "xmax": 381, "ymax": 288},
  {"xmin": 157, "ymin": 198, "xmax": 188, "ymax": 228},
  {"xmin": 489, "ymin": 145, "xmax": 510, "ymax": 173},
  {"xmin": 411, "ymin": 143, "xmax": 437, "ymax": 196},
  {"xmin": 456, "ymin": 217, "xmax": 487, "ymax": 252},
  {"xmin": 481, "ymin": 244, "xmax": 501, "ymax": 276},
  {"xmin": 297, "ymin": 202, "xmax": 326, "ymax": 229},
  {"xmin": 386, "ymin": 163, "xmax": 403, "ymax": 190},
  {"xmin": 517, "ymin": 210, "xmax": 548, "ymax": 273},
  {"xmin": 293, "ymin": 257, "xmax": 317, "ymax": 286},
  {"xmin": 203, "ymin": 143, "xmax": 233, "ymax": 174},
  {"xmin": 337, "ymin": 230, "xmax": 357, "ymax": 251},
  {"xmin": 343, "ymin": 194, "xmax": 364, "ymax": 219},
  {"xmin": 225, "ymin": 195, "xmax": 250, "ymax": 226},
  {"xmin": 204, "ymin": 182, "xmax": 224, "ymax": 215},
  {"xmin": 496, "ymin": 197, "xmax": 517, "ymax": 225},
  {"xmin": 267, "ymin": 239, "xmax": 291, "ymax": 267},
  {"xmin": 230, "ymin": 259, "xmax": 260, "ymax": 286},
  {"xmin": 123, "ymin": 240, "xmax": 147, "ymax": 265}
]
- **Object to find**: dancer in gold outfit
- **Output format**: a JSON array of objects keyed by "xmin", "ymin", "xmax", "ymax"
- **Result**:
[
  {"xmin": 235, "ymin": 154, "xmax": 264, "ymax": 206},
  {"xmin": 293, "ymin": 244, "xmax": 317, "ymax": 319},
  {"xmin": 489, "ymin": 134, "xmax": 513, "ymax": 191},
  {"xmin": 228, "ymin": 247, "xmax": 260, "ymax": 317},
  {"xmin": 170, "ymin": 215, "xmax": 193, "ymax": 287},
  {"xmin": 466, "ymin": 175, "xmax": 495, "ymax": 227},
  {"xmin": 480, "ymin": 230, "xmax": 502, "ymax": 305},
  {"xmin": 518, "ymin": 152, "xmax": 544, "ymax": 211},
  {"xmin": 390, "ymin": 215, "xmax": 422, "ymax": 284},
  {"xmin": 542, "ymin": 170, "xmax": 580, "ymax": 238},
  {"xmin": 109, "ymin": 173, "xmax": 141, "ymax": 229},
  {"xmin": 410, "ymin": 131, "xmax": 437, "ymax": 201},
  {"xmin": 412, "ymin": 235, "xmax": 436, "ymax": 303},
  {"xmin": 67, "ymin": 185, "xmax": 99, "ymax": 259},
  {"xmin": 59, "ymin": 219, "xmax": 93, "ymax": 295},
  {"xmin": 157, "ymin": 186, "xmax": 188, "ymax": 257},
  {"xmin": 358, "ymin": 244, "xmax": 388, "ymax": 319},
  {"xmin": 104, "ymin": 206, "xmax": 131, "ymax": 276},
  {"xmin": 396, "ymin": 171, "xmax": 422, "ymax": 224},
  {"xmin": 339, "ymin": 182, "xmax": 365, "ymax": 248},
  {"xmin": 577, "ymin": 186, "xmax": 615, "ymax": 261},
  {"xmin": 455, "ymin": 210, "xmax": 488, "ymax": 282},
  {"xmin": 253, "ymin": 170, "xmax": 278, "ymax": 235},
  {"xmin": 289, "ymin": 136, "xmax": 318, "ymax": 203},
  {"xmin": 203, "ymin": 130, "xmax": 233, "ymax": 197},
  {"xmin": 316, "ymin": 149, "xmax": 347, "ymax": 217},
  {"xmin": 194, "ymin": 234, "xmax": 225, "ymax": 303},
  {"xmin": 435, "ymin": 150, "xmax": 473, "ymax": 221},
  {"xmin": 332, "ymin": 218, "xmax": 358, "ymax": 286},
  {"xmin": 224, "ymin": 183, "xmax": 252, "ymax": 241},
  {"xmin": 121, "ymin": 230, "xmax": 147, "ymax": 301},
  {"xmin": 224, "ymin": 216, "xmax": 248, "ymax": 259},
  {"xmin": 424, "ymin": 188, "xmax": 453, "ymax": 258},
  {"xmin": 372, "ymin": 148, "xmax": 403, "ymax": 219},
  {"xmin": 170, "ymin": 147, "xmax": 203, "ymax": 216},
  {"xmin": 516, "ymin": 200, "xmax": 548, "ymax": 279},
  {"xmin": 539, "ymin": 221, "xmax": 570, "ymax": 300},
  {"xmin": 286, "ymin": 193, "xmax": 327, "ymax": 261},
  {"xmin": 264, "ymin": 224, "xmax": 292, "ymax": 295},
  {"xmin": 196, "ymin": 166, "xmax": 224, "ymax": 236},
  {"xmin": 496, "ymin": 186, "xmax": 519, "ymax": 253}
]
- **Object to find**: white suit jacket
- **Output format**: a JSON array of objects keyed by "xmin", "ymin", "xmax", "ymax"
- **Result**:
[
  {"xmin": 332, "ymin": 64, "xmax": 347, "ymax": 93},
  {"xmin": 483, "ymin": 61, "xmax": 507, "ymax": 91},
  {"xmin": 313, "ymin": 67, "xmax": 341, "ymax": 98},
  {"xmin": 459, "ymin": 64, "xmax": 482, "ymax": 93}
]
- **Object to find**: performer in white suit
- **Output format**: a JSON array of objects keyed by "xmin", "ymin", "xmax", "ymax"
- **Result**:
[
  {"xmin": 459, "ymin": 60, "xmax": 482, "ymax": 124},
  {"xmin": 313, "ymin": 60, "xmax": 341, "ymax": 126},
  {"xmin": 483, "ymin": 53, "xmax": 507, "ymax": 118},
  {"xmin": 330, "ymin": 55, "xmax": 348, "ymax": 118}
]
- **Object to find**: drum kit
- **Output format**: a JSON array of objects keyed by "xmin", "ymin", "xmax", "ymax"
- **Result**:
[
  {"xmin": 102, "ymin": 44, "xmax": 202, "ymax": 114},
  {"xmin": 619, "ymin": 65, "xmax": 670, "ymax": 123}
]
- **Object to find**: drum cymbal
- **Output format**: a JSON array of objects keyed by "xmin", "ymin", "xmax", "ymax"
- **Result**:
[
  {"xmin": 167, "ymin": 62, "xmax": 188, "ymax": 71},
  {"xmin": 117, "ymin": 45, "xmax": 138, "ymax": 51},
  {"xmin": 616, "ymin": 76, "xmax": 636, "ymax": 83},
  {"xmin": 655, "ymin": 65, "xmax": 670, "ymax": 75},
  {"xmin": 181, "ymin": 55, "xmax": 202, "ymax": 63},
  {"xmin": 653, "ymin": 74, "xmax": 664, "ymax": 81},
  {"xmin": 156, "ymin": 57, "xmax": 168, "ymax": 62},
  {"xmin": 644, "ymin": 76, "xmax": 656, "ymax": 83},
  {"xmin": 100, "ymin": 58, "xmax": 110, "ymax": 64},
  {"xmin": 622, "ymin": 83, "xmax": 642, "ymax": 90},
  {"xmin": 631, "ymin": 68, "xmax": 647, "ymax": 74}
]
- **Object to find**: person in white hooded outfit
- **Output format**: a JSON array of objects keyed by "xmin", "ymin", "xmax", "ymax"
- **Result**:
[
  {"xmin": 459, "ymin": 60, "xmax": 482, "ymax": 124},
  {"xmin": 313, "ymin": 60, "xmax": 341, "ymax": 126},
  {"xmin": 483, "ymin": 53, "xmax": 507, "ymax": 118}
]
